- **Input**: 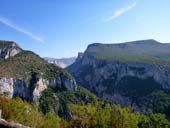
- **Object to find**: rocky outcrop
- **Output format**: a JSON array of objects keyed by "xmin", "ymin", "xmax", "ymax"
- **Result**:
[
  {"xmin": 46, "ymin": 77, "xmax": 77, "ymax": 91},
  {"xmin": 32, "ymin": 78, "xmax": 48, "ymax": 101},
  {"xmin": 0, "ymin": 77, "xmax": 77, "ymax": 102},
  {"xmin": 0, "ymin": 41, "xmax": 21, "ymax": 59},
  {"xmin": 0, "ymin": 119, "xmax": 29, "ymax": 128}
]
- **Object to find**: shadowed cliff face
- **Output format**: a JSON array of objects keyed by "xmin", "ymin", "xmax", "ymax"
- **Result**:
[{"xmin": 67, "ymin": 39, "xmax": 170, "ymax": 108}]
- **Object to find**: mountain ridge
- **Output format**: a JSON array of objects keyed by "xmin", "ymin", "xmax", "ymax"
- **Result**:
[
  {"xmin": 67, "ymin": 39, "xmax": 170, "ymax": 116},
  {"xmin": 44, "ymin": 57, "xmax": 76, "ymax": 68},
  {"xmin": 87, "ymin": 39, "xmax": 161, "ymax": 46},
  {"xmin": 81, "ymin": 39, "xmax": 170, "ymax": 63}
]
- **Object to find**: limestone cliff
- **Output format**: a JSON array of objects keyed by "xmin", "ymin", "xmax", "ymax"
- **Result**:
[
  {"xmin": 0, "ymin": 77, "xmax": 76, "ymax": 102},
  {"xmin": 0, "ymin": 41, "xmax": 77, "ymax": 102},
  {"xmin": 67, "ymin": 39, "xmax": 170, "ymax": 108}
]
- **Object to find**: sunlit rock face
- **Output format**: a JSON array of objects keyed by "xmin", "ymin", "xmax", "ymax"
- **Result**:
[
  {"xmin": 0, "ymin": 41, "xmax": 22, "ymax": 59},
  {"xmin": 0, "ymin": 77, "xmax": 77, "ymax": 102}
]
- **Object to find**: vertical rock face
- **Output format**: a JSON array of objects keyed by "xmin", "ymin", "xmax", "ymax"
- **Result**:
[
  {"xmin": 46, "ymin": 77, "xmax": 77, "ymax": 91},
  {"xmin": 32, "ymin": 78, "xmax": 48, "ymax": 101},
  {"xmin": 0, "ymin": 78, "xmax": 14, "ymax": 98},
  {"xmin": 0, "ymin": 40, "xmax": 77, "ymax": 102},
  {"xmin": 13, "ymin": 79, "xmax": 32, "ymax": 101},
  {"xmin": 67, "ymin": 39, "xmax": 170, "ymax": 107},
  {"xmin": 0, "ymin": 77, "xmax": 77, "ymax": 102},
  {"xmin": 0, "ymin": 41, "xmax": 22, "ymax": 59},
  {"xmin": 0, "ymin": 77, "xmax": 35, "ymax": 101}
]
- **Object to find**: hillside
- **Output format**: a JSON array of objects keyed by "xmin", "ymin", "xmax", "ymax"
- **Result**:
[
  {"xmin": 0, "ymin": 40, "xmax": 97, "ymax": 121},
  {"xmin": 0, "ymin": 41, "xmax": 76, "ymax": 100},
  {"xmin": 67, "ymin": 39, "xmax": 170, "ymax": 117},
  {"xmin": 0, "ymin": 51, "xmax": 72, "ymax": 79},
  {"xmin": 0, "ymin": 40, "xmax": 73, "ymax": 80}
]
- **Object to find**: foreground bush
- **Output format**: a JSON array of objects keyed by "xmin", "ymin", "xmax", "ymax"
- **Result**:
[{"xmin": 0, "ymin": 97, "xmax": 170, "ymax": 128}]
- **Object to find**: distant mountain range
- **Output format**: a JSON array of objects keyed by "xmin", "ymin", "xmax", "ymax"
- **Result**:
[{"xmin": 44, "ymin": 57, "xmax": 76, "ymax": 68}]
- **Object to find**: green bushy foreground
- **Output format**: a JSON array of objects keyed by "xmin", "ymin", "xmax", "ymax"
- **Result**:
[
  {"xmin": 0, "ymin": 97, "xmax": 60, "ymax": 128},
  {"xmin": 1, "ymin": 96, "xmax": 170, "ymax": 128}
]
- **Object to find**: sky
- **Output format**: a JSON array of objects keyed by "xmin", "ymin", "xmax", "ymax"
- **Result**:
[{"xmin": 0, "ymin": 0, "xmax": 170, "ymax": 58}]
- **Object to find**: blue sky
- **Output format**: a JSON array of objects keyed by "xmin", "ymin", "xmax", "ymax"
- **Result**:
[{"xmin": 0, "ymin": 0, "xmax": 170, "ymax": 58}]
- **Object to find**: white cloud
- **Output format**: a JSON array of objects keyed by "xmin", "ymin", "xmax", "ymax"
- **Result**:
[
  {"xmin": 103, "ymin": 2, "xmax": 137, "ymax": 22},
  {"xmin": 0, "ymin": 16, "xmax": 44, "ymax": 42}
]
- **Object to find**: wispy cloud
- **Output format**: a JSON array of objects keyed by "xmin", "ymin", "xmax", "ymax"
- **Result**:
[
  {"xmin": 103, "ymin": 2, "xmax": 137, "ymax": 22},
  {"xmin": 0, "ymin": 16, "xmax": 44, "ymax": 42}
]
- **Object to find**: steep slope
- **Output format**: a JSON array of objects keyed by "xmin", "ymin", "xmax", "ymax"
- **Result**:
[
  {"xmin": 0, "ymin": 49, "xmax": 76, "ymax": 102},
  {"xmin": 44, "ymin": 57, "xmax": 76, "ymax": 68},
  {"xmin": 0, "ymin": 40, "xmax": 77, "ymax": 101},
  {"xmin": 67, "ymin": 39, "xmax": 170, "ymax": 115},
  {"xmin": 0, "ymin": 40, "xmax": 98, "ymax": 120}
]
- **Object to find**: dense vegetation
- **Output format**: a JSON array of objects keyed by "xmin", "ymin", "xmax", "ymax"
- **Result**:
[
  {"xmin": 0, "ymin": 50, "xmax": 72, "ymax": 80},
  {"xmin": 1, "ymin": 96, "xmax": 170, "ymax": 128},
  {"xmin": 39, "ymin": 86, "xmax": 98, "ymax": 120},
  {"xmin": 139, "ymin": 90, "xmax": 170, "ymax": 117},
  {"xmin": 102, "ymin": 76, "xmax": 170, "ymax": 118},
  {"xmin": 0, "ymin": 97, "xmax": 60, "ymax": 128}
]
